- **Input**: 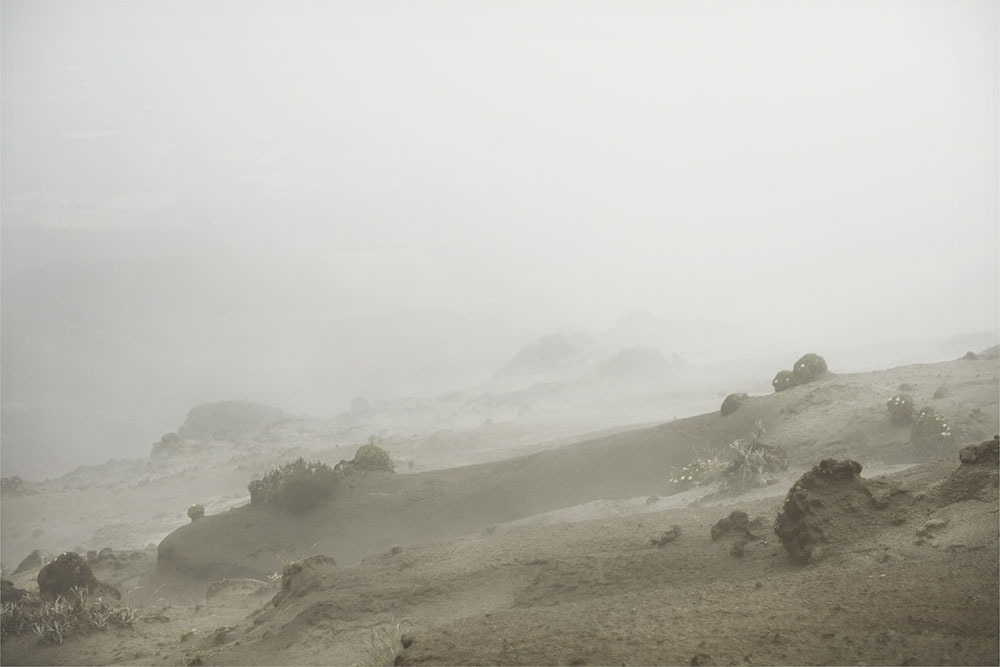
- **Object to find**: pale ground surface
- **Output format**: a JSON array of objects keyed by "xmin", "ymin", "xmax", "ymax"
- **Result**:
[{"xmin": 1, "ymin": 356, "xmax": 998, "ymax": 665}]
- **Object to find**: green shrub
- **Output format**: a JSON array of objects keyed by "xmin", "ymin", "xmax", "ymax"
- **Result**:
[
  {"xmin": 911, "ymin": 407, "xmax": 953, "ymax": 456},
  {"xmin": 248, "ymin": 459, "xmax": 339, "ymax": 513},
  {"xmin": 720, "ymin": 393, "xmax": 748, "ymax": 417},
  {"xmin": 353, "ymin": 442, "xmax": 395, "ymax": 472},
  {"xmin": 772, "ymin": 370, "xmax": 796, "ymax": 393},
  {"xmin": 791, "ymin": 353, "xmax": 828, "ymax": 385},
  {"xmin": 886, "ymin": 393, "xmax": 915, "ymax": 425}
]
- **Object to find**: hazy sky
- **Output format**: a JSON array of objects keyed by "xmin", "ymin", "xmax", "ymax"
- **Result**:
[{"xmin": 2, "ymin": 0, "xmax": 998, "ymax": 478}]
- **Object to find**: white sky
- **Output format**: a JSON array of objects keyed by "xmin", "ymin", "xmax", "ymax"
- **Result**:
[{"xmin": 2, "ymin": 0, "xmax": 998, "ymax": 477}]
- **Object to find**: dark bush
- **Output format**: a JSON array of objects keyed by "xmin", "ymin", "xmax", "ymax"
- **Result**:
[
  {"xmin": 886, "ymin": 393, "xmax": 916, "ymax": 425},
  {"xmin": 911, "ymin": 407, "xmax": 952, "ymax": 456},
  {"xmin": 720, "ymin": 393, "xmax": 748, "ymax": 417},
  {"xmin": 248, "ymin": 458, "xmax": 339, "ymax": 513},
  {"xmin": 772, "ymin": 370, "xmax": 796, "ymax": 393},
  {"xmin": 353, "ymin": 442, "xmax": 395, "ymax": 472},
  {"xmin": 791, "ymin": 353, "xmax": 828, "ymax": 385},
  {"xmin": 37, "ymin": 552, "xmax": 120, "ymax": 601}
]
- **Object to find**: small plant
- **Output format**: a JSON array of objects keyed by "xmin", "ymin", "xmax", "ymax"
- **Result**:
[
  {"xmin": 248, "ymin": 459, "xmax": 339, "ymax": 514},
  {"xmin": 772, "ymin": 370, "xmax": 796, "ymax": 393},
  {"xmin": 719, "ymin": 421, "xmax": 788, "ymax": 495},
  {"xmin": 791, "ymin": 353, "xmax": 828, "ymax": 385},
  {"xmin": 886, "ymin": 393, "xmax": 916, "ymax": 425},
  {"xmin": 187, "ymin": 504, "xmax": 205, "ymax": 522},
  {"xmin": 353, "ymin": 440, "xmax": 395, "ymax": 473},
  {"xmin": 911, "ymin": 407, "xmax": 953, "ymax": 456},
  {"xmin": 669, "ymin": 457, "xmax": 726, "ymax": 491},
  {"xmin": 1, "ymin": 586, "xmax": 139, "ymax": 644},
  {"xmin": 357, "ymin": 621, "xmax": 404, "ymax": 666}
]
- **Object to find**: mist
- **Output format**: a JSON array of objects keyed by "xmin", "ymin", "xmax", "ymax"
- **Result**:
[{"xmin": 2, "ymin": 0, "xmax": 997, "ymax": 480}]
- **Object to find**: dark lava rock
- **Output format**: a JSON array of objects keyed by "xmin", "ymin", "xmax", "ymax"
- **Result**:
[
  {"xmin": 652, "ymin": 525, "xmax": 682, "ymax": 547},
  {"xmin": 773, "ymin": 459, "xmax": 866, "ymax": 563},
  {"xmin": 711, "ymin": 511, "xmax": 766, "ymax": 557},
  {"xmin": 37, "ymin": 552, "xmax": 121, "ymax": 600},
  {"xmin": 711, "ymin": 511, "xmax": 750, "ymax": 540},
  {"xmin": 272, "ymin": 555, "xmax": 336, "ymax": 608},
  {"xmin": 959, "ymin": 437, "xmax": 999, "ymax": 466}
]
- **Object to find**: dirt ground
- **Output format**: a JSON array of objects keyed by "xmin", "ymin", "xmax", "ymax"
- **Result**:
[{"xmin": 2, "ymin": 357, "xmax": 998, "ymax": 665}]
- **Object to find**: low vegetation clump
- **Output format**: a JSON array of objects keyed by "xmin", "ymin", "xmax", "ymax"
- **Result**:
[
  {"xmin": 1, "ymin": 476, "xmax": 25, "ymax": 494},
  {"xmin": 1, "ymin": 586, "xmax": 138, "ymax": 644},
  {"xmin": 911, "ymin": 407, "xmax": 953, "ymax": 456},
  {"xmin": 772, "ymin": 353, "xmax": 829, "ymax": 393},
  {"xmin": 720, "ymin": 437, "xmax": 788, "ymax": 495},
  {"xmin": 352, "ymin": 441, "xmax": 395, "ymax": 473},
  {"xmin": 669, "ymin": 457, "xmax": 726, "ymax": 491},
  {"xmin": 248, "ymin": 458, "xmax": 339, "ymax": 514},
  {"xmin": 886, "ymin": 393, "xmax": 916, "ymax": 425},
  {"xmin": 719, "ymin": 392, "xmax": 748, "ymax": 417}
]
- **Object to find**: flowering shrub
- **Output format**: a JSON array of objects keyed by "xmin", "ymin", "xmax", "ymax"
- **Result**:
[
  {"xmin": 886, "ymin": 393, "xmax": 916, "ymax": 425},
  {"xmin": 911, "ymin": 406, "xmax": 953, "ymax": 456},
  {"xmin": 669, "ymin": 457, "xmax": 726, "ymax": 491}
]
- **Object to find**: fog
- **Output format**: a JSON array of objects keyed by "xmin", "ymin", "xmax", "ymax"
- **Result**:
[{"xmin": 2, "ymin": 0, "xmax": 997, "ymax": 480}]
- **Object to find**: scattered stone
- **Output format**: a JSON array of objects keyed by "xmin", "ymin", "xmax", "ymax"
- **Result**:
[
  {"xmin": 962, "ymin": 351, "xmax": 978, "ymax": 360},
  {"xmin": 711, "ymin": 511, "xmax": 749, "ymax": 540},
  {"xmin": 730, "ymin": 539, "xmax": 748, "ymax": 558},
  {"xmin": 916, "ymin": 518, "xmax": 949, "ymax": 538},
  {"xmin": 959, "ymin": 437, "xmax": 999, "ymax": 465},
  {"xmin": 652, "ymin": 525, "xmax": 682, "ymax": 547},
  {"xmin": 401, "ymin": 633, "xmax": 415, "ymax": 649},
  {"xmin": 390, "ymin": 545, "xmax": 403, "ymax": 556},
  {"xmin": 187, "ymin": 504, "xmax": 205, "ymax": 522},
  {"xmin": 646, "ymin": 495, "xmax": 660, "ymax": 505},
  {"xmin": 272, "ymin": 555, "xmax": 336, "ymax": 608},
  {"xmin": 690, "ymin": 653, "xmax": 714, "ymax": 666}
]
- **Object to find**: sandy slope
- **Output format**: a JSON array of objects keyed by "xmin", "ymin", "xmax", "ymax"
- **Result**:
[
  {"xmin": 1, "ymin": 357, "xmax": 998, "ymax": 665},
  {"xmin": 155, "ymin": 358, "xmax": 999, "ymax": 582},
  {"xmin": 3, "ymin": 455, "xmax": 996, "ymax": 666}
]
